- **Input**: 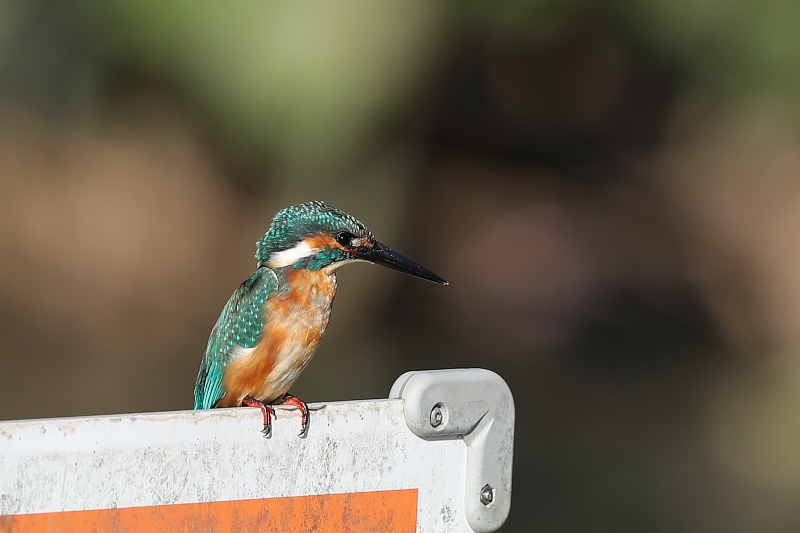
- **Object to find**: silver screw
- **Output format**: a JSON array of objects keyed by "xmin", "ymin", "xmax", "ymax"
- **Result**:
[
  {"xmin": 479, "ymin": 484, "xmax": 495, "ymax": 506},
  {"xmin": 430, "ymin": 405, "xmax": 443, "ymax": 428}
]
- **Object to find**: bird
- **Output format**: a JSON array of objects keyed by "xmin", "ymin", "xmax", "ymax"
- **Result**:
[{"xmin": 193, "ymin": 201, "xmax": 447, "ymax": 437}]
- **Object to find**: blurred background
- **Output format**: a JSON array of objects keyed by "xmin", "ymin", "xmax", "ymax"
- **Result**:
[{"xmin": 2, "ymin": 0, "xmax": 800, "ymax": 530}]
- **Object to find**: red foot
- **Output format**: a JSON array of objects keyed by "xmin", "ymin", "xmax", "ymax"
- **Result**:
[
  {"xmin": 277, "ymin": 393, "xmax": 310, "ymax": 437},
  {"xmin": 242, "ymin": 395, "xmax": 275, "ymax": 437}
]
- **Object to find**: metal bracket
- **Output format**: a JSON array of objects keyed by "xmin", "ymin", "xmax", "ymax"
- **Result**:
[{"xmin": 389, "ymin": 368, "xmax": 515, "ymax": 533}]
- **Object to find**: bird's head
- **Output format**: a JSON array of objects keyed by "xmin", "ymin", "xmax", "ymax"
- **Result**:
[{"xmin": 256, "ymin": 201, "xmax": 447, "ymax": 284}]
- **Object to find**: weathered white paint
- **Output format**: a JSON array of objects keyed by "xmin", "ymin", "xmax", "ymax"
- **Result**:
[{"xmin": 0, "ymin": 369, "xmax": 514, "ymax": 532}]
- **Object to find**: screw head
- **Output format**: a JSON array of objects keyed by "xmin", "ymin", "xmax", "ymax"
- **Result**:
[
  {"xmin": 430, "ymin": 405, "xmax": 443, "ymax": 428},
  {"xmin": 479, "ymin": 484, "xmax": 495, "ymax": 506}
]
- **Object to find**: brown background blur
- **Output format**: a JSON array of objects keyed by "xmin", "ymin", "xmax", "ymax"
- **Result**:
[{"xmin": 3, "ymin": 1, "xmax": 800, "ymax": 531}]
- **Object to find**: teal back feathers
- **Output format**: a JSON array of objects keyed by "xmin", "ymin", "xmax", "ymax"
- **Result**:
[{"xmin": 193, "ymin": 269, "xmax": 277, "ymax": 409}]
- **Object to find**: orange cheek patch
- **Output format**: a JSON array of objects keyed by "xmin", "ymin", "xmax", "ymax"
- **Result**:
[{"xmin": 304, "ymin": 233, "xmax": 339, "ymax": 250}]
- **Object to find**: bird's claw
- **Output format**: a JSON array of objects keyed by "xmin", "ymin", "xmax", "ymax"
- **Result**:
[
  {"xmin": 277, "ymin": 393, "xmax": 310, "ymax": 438},
  {"xmin": 243, "ymin": 393, "xmax": 309, "ymax": 437},
  {"xmin": 242, "ymin": 395, "xmax": 275, "ymax": 438}
]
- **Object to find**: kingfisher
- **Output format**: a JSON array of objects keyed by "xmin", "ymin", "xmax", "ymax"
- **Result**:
[{"xmin": 194, "ymin": 201, "xmax": 447, "ymax": 436}]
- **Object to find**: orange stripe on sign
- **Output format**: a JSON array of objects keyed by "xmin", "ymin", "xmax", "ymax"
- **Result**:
[{"xmin": 0, "ymin": 489, "xmax": 417, "ymax": 533}]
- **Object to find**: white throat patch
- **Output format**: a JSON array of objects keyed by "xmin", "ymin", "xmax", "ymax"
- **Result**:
[
  {"xmin": 322, "ymin": 258, "xmax": 369, "ymax": 274},
  {"xmin": 267, "ymin": 241, "xmax": 319, "ymax": 268}
]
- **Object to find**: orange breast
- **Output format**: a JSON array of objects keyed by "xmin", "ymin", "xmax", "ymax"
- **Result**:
[{"xmin": 219, "ymin": 268, "xmax": 337, "ymax": 407}]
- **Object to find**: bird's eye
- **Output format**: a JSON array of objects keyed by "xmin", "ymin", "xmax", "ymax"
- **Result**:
[{"xmin": 335, "ymin": 231, "xmax": 357, "ymax": 248}]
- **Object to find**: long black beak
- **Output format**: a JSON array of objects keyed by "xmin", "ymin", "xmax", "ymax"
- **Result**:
[{"xmin": 358, "ymin": 241, "xmax": 448, "ymax": 285}]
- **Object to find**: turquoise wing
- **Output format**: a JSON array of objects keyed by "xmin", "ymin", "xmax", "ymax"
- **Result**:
[{"xmin": 193, "ymin": 268, "xmax": 278, "ymax": 409}]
